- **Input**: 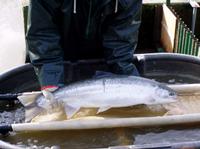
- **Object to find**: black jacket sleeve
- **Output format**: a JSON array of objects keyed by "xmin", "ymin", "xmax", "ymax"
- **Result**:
[
  {"xmin": 26, "ymin": 0, "xmax": 64, "ymax": 87},
  {"xmin": 103, "ymin": 0, "xmax": 142, "ymax": 76}
]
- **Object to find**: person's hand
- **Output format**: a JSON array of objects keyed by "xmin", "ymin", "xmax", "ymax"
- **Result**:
[{"xmin": 41, "ymin": 86, "xmax": 59, "ymax": 111}]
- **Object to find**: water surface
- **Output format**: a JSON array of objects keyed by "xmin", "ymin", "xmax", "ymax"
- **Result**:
[{"xmin": 1, "ymin": 76, "xmax": 200, "ymax": 148}]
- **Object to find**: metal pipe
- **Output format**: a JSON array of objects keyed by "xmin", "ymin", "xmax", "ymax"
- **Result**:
[
  {"xmin": 184, "ymin": 28, "xmax": 190, "ymax": 54},
  {"xmin": 178, "ymin": 20, "xmax": 183, "ymax": 53},
  {"xmin": 196, "ymin": 40, "xmax": 200, "ymax": 57},
  {"xmin": 188, "ymin": 0, "xmax": 200, "ymax": 34},
  {"xmin": 181, "ymin": 24, "xmax": 187, "ymax": 54},
  {"xmin": 188, "ymin": 31, "xmax": 193, "ymax": 55},
  {"xmin": 192, "ymin": 7, "xmax": 197, "ymax": 33},
  {"xmin": 186, "ymin": 28, "xmax": 192, "ymax": 54},
  {"xmin": 194, "ymin": 39, "xmax": 199, "ymax": 56},
  {"xmin": 174, "ymin": 19, "xmax": 180, "ymax": 53},
  {"xmin": 191, "ymin": 35, "xmax": 196, "ymax": 55},
  {"xmin": 198, "ymin": 42, "xmax": 200, "ymax": 57}
]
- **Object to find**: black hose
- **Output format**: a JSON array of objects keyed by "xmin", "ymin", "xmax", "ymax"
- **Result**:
[{"xmin": 0, "ymin": 93, "xmax": 22, "ymax": 101}]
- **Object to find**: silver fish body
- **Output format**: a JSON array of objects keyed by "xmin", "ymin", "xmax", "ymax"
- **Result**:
[{"xmin": 36, "ymin": 76, "xmax": 177, "ymax": 118}]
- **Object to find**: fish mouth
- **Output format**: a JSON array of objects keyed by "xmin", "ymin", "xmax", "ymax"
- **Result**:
[{"xmin": 153, "ymin": 89, "xmax": 178, "ymax": 104}]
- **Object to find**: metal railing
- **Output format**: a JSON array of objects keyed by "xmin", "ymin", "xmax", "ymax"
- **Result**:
[{"xmin": 169, "ymin": 4, "xmax": 200, "ymax": 56}]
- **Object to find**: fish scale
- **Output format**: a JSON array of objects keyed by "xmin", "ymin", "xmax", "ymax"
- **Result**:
[
  {"xmin": 41, "ymin": 76, "xmax": 177, "ymax": 118},
  {"xmin": 19, "ymin": 75, "xmax": 177, "ymax": 122}
]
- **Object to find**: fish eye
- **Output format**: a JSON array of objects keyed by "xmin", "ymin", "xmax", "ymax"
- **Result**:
[
  {"xmin": 169, "ymin": 92, "xmax": 176, "ymax": 96},
  {"xmin": 155, "ymin": 88, "xmax": 175, "ymax": 98}
]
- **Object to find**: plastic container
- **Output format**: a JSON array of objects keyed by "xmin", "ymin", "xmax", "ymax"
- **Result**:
[{"xmin": 1, "ymin": 53, "xmax": 200, "ymax": 148}]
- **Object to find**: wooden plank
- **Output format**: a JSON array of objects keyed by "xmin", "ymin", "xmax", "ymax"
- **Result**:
[{"xmin": 161, "ymin": 4, "xmax": 177, "ymax": 52}]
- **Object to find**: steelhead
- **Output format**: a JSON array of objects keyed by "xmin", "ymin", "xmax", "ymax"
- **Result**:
[{"xmin": 18, "ymin": 76, "xmax": 177, "ymax": 121}]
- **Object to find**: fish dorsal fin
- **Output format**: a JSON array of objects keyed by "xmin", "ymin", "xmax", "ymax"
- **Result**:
[
  {"xmin": 97, "ymin": 107, "xmax": 111, "ymax": 114},
  {"xmin": 64, "ymin": 104, "xmax": 80, "ymax": 119}
]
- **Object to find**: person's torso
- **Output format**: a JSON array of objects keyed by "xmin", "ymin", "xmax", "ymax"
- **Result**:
[{"xmin": 59, "ymin": 0, "xmax": 117, "ymax": 60}]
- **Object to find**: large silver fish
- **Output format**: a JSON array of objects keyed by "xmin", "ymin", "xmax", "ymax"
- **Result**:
[{"xmin": 19, "ymin": 76, "xmax": 177, "ymax": 121}]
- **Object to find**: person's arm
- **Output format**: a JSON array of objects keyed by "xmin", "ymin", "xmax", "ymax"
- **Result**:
[
  {"xmin": 26, "ymin": 0, "xmax": 64, "ymax": 89},
  {"xmin": 103, "ymin": 0, "xmax": 142, "ymax": 76}
]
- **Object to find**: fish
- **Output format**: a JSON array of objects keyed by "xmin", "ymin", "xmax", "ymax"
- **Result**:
[{"xmin": 18, "ymin": 75, "xmax": 177, "ymax": 122}]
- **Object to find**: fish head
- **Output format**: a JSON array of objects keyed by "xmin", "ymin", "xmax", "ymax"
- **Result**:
[{"xmin": 151, "ymin": 85, "xmax": 177, "ymax": 104}]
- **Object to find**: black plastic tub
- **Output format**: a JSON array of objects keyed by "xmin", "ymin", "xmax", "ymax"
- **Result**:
[
  {"xmin": 1, "ymin": 53, "xmax": 200, "ymax": 148},
  {"xmin": 1, "ymin": 52, "xmax": 200, "ymax": 118},
  {"xmin": 1, "ymin": 53, "xmax": 200, "ymax": 94},
  {"xmin": 1, "ymin": 52, "xmax": 200, "ymax": 117}
]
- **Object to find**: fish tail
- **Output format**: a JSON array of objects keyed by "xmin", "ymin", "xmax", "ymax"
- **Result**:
[
  {"xmin": 17, "ymin": 91, "xmax": 42, "ymax": 107},
  {"xmin": 18, "ymin": 91, "xmax": 43, "ymax": 122}
]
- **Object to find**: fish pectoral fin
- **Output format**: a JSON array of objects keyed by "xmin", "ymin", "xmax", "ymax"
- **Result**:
[
  {"xmin": 25, "ymin": 106, "xmax": 45, "ymax": 122},
  {"xmin": 64, "ymin": 104, "xmax": 80, "ymax": 119},
  {"xmin": 97, "ymin": 106, "xmax": 111, "ymax": 114}
]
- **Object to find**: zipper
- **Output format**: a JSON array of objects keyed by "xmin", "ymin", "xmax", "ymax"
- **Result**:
[
  {"xmin": 85, "ymin": 0, "xmax": 93, "ymax": 39},
  {"xmin": 94, "ymin": 0, "xmax": 111, "ymax": 17},
  {"xmin": 85, "ymin": 0, "xmax": 111, "ymax": 39}
]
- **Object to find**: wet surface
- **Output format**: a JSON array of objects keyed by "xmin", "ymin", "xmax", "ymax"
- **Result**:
[
  {"xmin": 0, "ymin": 104, "xmax": 24, "ymax": 125},
  {"xmin": 134, "ymin": 128, "xmax": 200, "ymax": 145},
  {"xmin": 1, "ymin": 129, "xmax": 130, "ymax": 149},
  {"xmin": 1, "ymin": 76, "xmax": 200, "ymax": 148},
  {"xmin": 2, "ymin": 124, "xmax": 200, "ymax": 148}
]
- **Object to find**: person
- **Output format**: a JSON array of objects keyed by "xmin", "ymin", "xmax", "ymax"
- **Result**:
[{"xmin": 26, "ymin": 0, "xmax": 142, "ymax": 101}]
